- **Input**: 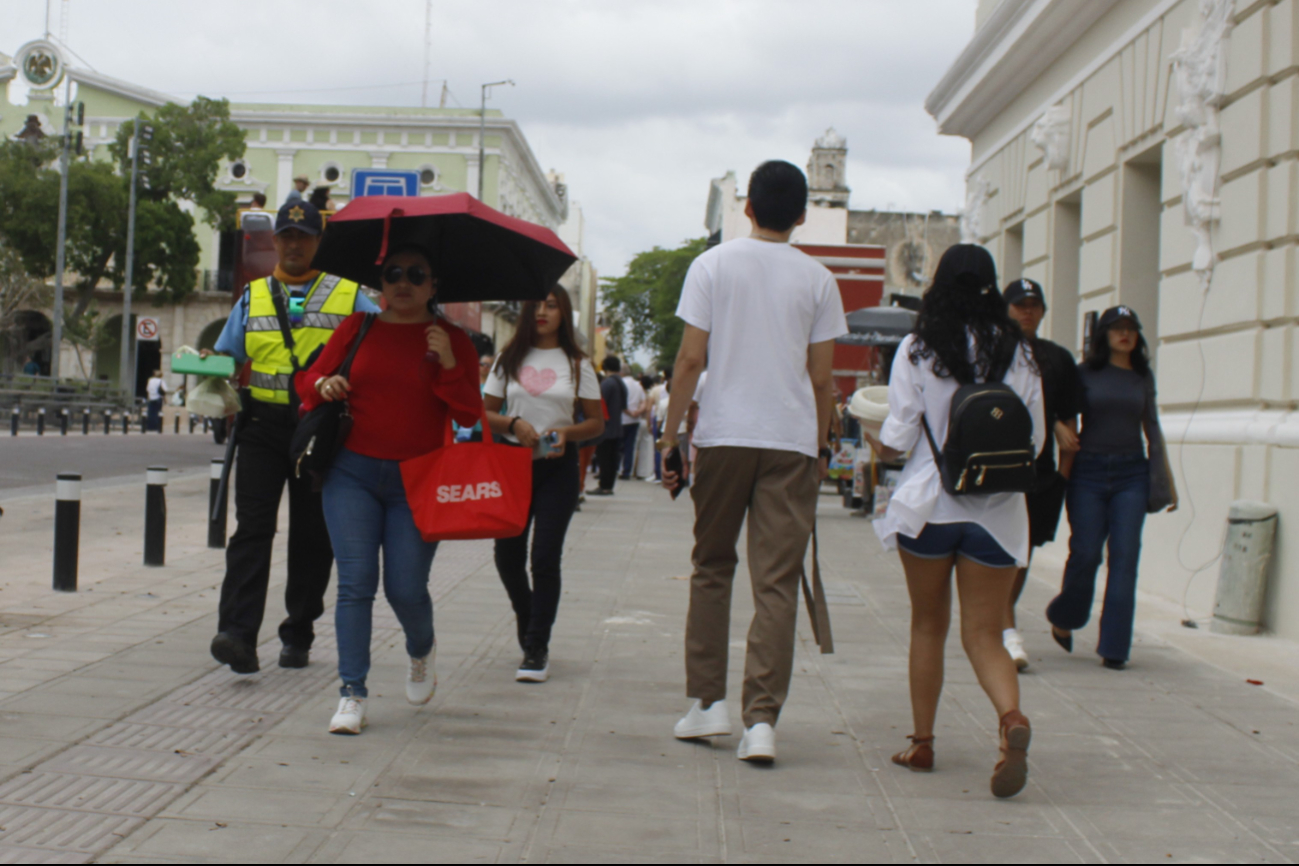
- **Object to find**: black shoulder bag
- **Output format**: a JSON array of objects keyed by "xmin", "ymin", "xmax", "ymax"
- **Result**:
[{"xmin": 276, "ymin": 283, "xmax": 375, "ymax": 479}]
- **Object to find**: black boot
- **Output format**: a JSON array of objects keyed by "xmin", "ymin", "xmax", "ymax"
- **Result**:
[{"xmin": 211, "ymin": 632, "xmax": 259, "ymax": 674}]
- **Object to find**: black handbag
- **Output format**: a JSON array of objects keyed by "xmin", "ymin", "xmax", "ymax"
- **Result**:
[{"xmin": 279, "ymin": 291, "xmax": 376, "ymax": 479}]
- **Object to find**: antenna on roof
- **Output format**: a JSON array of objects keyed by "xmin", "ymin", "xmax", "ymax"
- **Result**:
[
  {"xmin": 59, "ymin": 0, "xmax": 70, "ymax": 45},
  {"xmin": 421, "ymin": 0, "xmax": 433, "ymax": 108}
]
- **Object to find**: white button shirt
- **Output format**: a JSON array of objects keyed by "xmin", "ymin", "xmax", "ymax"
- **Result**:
[{"xmin": 873, "ymin": 334, "xmax": 1046, "ymax": 567}]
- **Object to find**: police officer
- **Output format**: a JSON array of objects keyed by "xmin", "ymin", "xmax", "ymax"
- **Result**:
[{"xmin": 205, "ymin": 200, "xmax": 381, "ymax": 673}]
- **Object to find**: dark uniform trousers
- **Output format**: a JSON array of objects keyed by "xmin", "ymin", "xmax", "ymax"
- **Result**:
[{"xmin": 217, "ymin": 399, "xmax": 334, "ymax": 650}]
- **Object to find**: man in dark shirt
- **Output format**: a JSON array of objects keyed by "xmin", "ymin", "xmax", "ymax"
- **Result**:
[
  {"xmin": 1002, "ymin": 279, "xmax": 1080, "ymax": 671},
  {"xmin": 591, "ymin": 355, "xmax": 627, "ymax": 495}
]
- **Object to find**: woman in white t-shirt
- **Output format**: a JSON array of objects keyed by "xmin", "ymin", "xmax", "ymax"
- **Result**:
[
  {"xmin": 483, "ymin": 289, "xmax": 604, "ymax": 684},
  {"xmin": 862, "ymin": 245, "xmax": 1044, "ymax": 800}
]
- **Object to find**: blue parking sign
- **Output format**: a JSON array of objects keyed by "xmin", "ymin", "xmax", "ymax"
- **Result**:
[{"xmin": 351, "ymin": 169, "xmax": 421, "ymax": 198}]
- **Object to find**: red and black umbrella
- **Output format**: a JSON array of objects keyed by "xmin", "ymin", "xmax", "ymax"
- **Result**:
[{"xmin": 311, "ymin": 192, "xmax": 577, "ymax": 303}]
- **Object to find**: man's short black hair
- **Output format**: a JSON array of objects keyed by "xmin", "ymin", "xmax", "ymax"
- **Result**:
[
  {"xmin": 748, "ymin": 161, "xmax": 808, "ymax": 232},
  {"xmin": 602, "ymin": 355, "xmax": 622, "ymax": 373}
]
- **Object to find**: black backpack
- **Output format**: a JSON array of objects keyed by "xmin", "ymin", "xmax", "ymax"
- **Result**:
[{"xmin": 921, "ymin": 352, "xmax": 1036, "ymax": 496}]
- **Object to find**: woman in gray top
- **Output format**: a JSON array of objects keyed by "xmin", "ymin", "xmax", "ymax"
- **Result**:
[{"xmin": 1046, "ymin": 306, "xmax": 1177, "ymax": 669}]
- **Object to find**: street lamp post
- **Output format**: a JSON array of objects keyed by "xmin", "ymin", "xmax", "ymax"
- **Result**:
[
  {"xmin": 477, "ymin": 80, "xmax": 514, "ymax": 202},
  {"xmin": 50, "ymin": 79, "xmax": 72, "ymax": 380}
]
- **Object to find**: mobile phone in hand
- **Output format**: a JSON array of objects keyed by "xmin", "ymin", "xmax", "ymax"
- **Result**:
[{"xmin": 664, "ymin": 446, "xmax": 689, "ymax": 500}]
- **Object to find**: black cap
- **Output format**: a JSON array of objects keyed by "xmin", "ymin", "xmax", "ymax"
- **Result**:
[
  {"xmin": 274, "ymin": 200, "xmax": 323, "ymax": 236},
  {"xmin": 1098, "ymin": 305, "xmax": 1142, "ymax": 330},
  {"xmin": 1004, "ymin": 278, "xmax": 1046, "ymax": 309}
]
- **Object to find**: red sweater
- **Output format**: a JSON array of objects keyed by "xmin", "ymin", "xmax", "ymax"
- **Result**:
[{"xmin": 296, "ymin": 314, "xmax": 483, "ymax": 462}]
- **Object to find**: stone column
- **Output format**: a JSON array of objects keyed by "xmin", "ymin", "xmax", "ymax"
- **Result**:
[{"xmin": 275, "ymin": 149, "xmax": 296, "ymax": 208}]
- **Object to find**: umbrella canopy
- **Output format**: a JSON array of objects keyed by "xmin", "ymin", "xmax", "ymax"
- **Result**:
[
  {"xmin": 836, "ymin": 305, "xmax": 918, "ymax": 347},
  {"xmin": 311, "ymin": 193, "xmax": 577, "ymax": 304}
]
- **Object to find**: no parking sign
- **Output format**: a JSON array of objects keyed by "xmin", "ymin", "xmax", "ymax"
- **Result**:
[{"xmin": 136, "ymin": 317, "xmax": 160, "ymax": 342}]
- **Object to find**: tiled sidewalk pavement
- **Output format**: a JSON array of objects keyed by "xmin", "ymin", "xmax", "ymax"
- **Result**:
[{"xmin": 2, "ymin": 474, "xmax": 1299, "ymax": 862}]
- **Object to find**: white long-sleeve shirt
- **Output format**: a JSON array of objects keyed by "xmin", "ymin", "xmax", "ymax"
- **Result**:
[{"xmin": 873, "ymin": 334, "xmax": 1046, "ymax": 566}]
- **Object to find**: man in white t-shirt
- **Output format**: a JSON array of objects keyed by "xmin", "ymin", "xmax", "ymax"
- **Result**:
[
  {"xmin": 618, "ymin": 373, "xmax": 646, "ymax": 479},
  {"xmin": 660, "ymin": 160, "xmax": 847, "ymax": 763}
]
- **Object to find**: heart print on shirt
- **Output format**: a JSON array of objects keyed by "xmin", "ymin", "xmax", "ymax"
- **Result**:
[{"xmin": 519, "ymin": 366, "xmax": 558, "ymax": 397}]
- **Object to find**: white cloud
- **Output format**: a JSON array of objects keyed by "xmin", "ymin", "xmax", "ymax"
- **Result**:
[{"xmin": 1, "ymin": 0, "xmax": 977, "ymax": 274}]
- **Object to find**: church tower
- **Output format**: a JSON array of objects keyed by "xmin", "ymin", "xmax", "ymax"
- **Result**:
[{"xmin": 807, "ymin": 128, "xmax": 850, "ymax": 208}]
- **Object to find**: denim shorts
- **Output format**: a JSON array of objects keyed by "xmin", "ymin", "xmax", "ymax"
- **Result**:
[{"xmin": 897, "ymin": 522, "xmax": 1017, "ymax": 568}]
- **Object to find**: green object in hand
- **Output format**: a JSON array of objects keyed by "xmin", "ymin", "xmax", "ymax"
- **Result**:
[{"xmin": 171, "ymin": 352, "xmax": 236, "ymax": 378}]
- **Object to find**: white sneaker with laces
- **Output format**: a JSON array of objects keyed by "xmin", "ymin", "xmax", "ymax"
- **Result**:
[
  {"xmin": 407, "ymin": 649, "xmax": 437, "ymax": 705},
  {"xmin": 674, "ymin": 700, "xmax": 732, "ymax": 739},
  {"xmin": 737, "ymin": 723, "xmax": 776, "ymax": 762},
  {"xmin": 1004, "ymin": 628, "xmax": 1029, "ymax": 672},
  {"xmin": 329, "ymin": 696, "xmax": 367, "ymax": 735}
]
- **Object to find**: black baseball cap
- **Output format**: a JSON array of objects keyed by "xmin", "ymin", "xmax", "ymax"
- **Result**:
[
  {"xmin": 1004, "ymin": 278, "xmax": 1046, "ymax": 309},
  {"xmin": 274, "ymin": 200, "xmax": 323, "ymax": 236},
  {"xmin": 1098, "ymin": 305, "xmax": 1142, "ymax": 330}
]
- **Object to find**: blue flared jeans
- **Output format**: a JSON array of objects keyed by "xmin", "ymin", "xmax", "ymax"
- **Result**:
[
  {"xmin": 322, "ymin": 449, "xmax": 438, "ymax": 698},
  {"xmin": 1046, "ymin": 452, "xmax": 1149, "ymax": 662}
]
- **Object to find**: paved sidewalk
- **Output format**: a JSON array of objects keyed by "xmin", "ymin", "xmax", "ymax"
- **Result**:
[{"xmin": 0, "ymin": 474, "xmax": 1297, "ymax": 862}]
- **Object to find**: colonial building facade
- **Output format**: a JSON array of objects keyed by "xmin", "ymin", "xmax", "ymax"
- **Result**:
[
  {"xmin": 1, "ymin": 41, "xmax": 591, "ymax": 387},
  {"xmin": 928, "ymin": 0, "xmax": 1299, "ymax": 638}
]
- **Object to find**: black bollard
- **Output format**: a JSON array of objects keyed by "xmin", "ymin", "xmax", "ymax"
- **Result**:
[
  {"xmin": 59, "ymin": 409, "xmax": 68, "ymax": 436},
  {"xmin": 122, "ymin": 413, "xmax": 130, "ymax": 435},
  {"xmin": 208, "ymin": 458, "xmax": 227, "ymax": 549},
  {"xmin": 82, "ymin": 408, "xmax": 90, "ymax": 435},
  {"xmin": 203, "ymin": 418, "xmax": 210, "ymax": 434},
  {"xmin": 139, "ymin": 413, "xmax": 146, "ymax": 435},
  {"xmin": 173, "ymin": 414, "xmax": 179, "ymax": 434},
  {"xmin": 189, "ymin": 414, "xmax": 197, "ymax": 434},
  {"xmin": 144, "ymin": 467, "xmax": 167, "ymax": 567},
  {"xmin": 103, "ymin": 410, "xmax": 111, "ymax": 435},
  {"xmin": 10, "ymin": 406, "xmax": 18, "ymax": 437},
  {"xmin": 36, "ymin": 408, "xmax": 45, "ymax": 436},
  {"xmin": 53, "ymin": 473, "xmax": 81, "ymax": 592}
]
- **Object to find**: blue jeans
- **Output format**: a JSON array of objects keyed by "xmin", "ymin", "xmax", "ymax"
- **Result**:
[
  {"xmin": 322, "ymin": 449, "xmax": 438, "ymax": 698},
  {"xmin": 1047, "ymin": 452, "xmax": 1149, "ymax": 662},
  {"xmin": 620, "ymin": 422, "xmax": 640, "ymax": 477}
]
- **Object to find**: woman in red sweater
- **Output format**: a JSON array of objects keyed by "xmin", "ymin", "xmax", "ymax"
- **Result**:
[{"xmin": 298, "ymin": 245, "xmax": 481, "ymax": 735}]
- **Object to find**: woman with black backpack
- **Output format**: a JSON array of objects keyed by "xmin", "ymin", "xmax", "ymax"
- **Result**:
[{"xmin": 862, "ymin": 244, "xmax": 1045, "ymax": 799}]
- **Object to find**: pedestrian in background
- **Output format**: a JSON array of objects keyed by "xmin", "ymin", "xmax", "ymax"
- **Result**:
[
  {"xmin": 22, "ymin": 355, "xmax": 40, "ymax": 376},
  {"xmin": 590, "ymin": 356, "xmax": 627, "ymax": 496},
  {"xmin": 662, "ymin": 159, "xmax": 845, "ymax": 764},
  {"xmin": 484, "ymin": 288, "xmax": 604, "ymax": 682},
  {"xmin": 864, "ymin": 244, "xmax": 1043, "ymax": 799},
  {"xmin": 300, "ymin": 244, "xmax": 482, "ymax": 735},
  {"xmin": 618, "ymin": 368, "xmax": 647, "ymax": 480},
  {"xmin": 145, "ymin": 369, "xmax": 168, "ymax": 432},
  {"xmin": 635, "ymin": 374, "xmax": 657, "ymax": 479},
  {"xmin": 1046, "ymin": 306, "xmax": 1177, "ymax": 670},
  {"xmin": 1001, "ymin": 278, "xmax": 1080, "ymax": 671}
]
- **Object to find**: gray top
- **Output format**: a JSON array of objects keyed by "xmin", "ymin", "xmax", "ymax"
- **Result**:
[{"xmin": 1077, "ymin": 363, "xmax": 1174, "ymax": 511}]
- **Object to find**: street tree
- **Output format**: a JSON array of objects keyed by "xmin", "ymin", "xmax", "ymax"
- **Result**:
[
  {"xmin": 600, "ymin": 237, "xmax": 707, "ymax": 366},
  {"xmin": 0, "ymin": 96, "xmax": 245, "ymax": 321},
  {"xmin": 0, "ymin": 238, "xmax": 53, "ymax": 368}
]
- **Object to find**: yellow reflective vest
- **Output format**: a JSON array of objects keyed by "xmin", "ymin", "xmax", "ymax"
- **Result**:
[{"xmin": 244, "ymin": 274, "xmax": 362, "ymax": 405}]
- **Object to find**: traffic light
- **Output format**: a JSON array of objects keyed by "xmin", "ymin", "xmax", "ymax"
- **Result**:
[
  {"xmin": 75, "ymin": 101, "xmax": 84, "ymax": 127},
  {"xmin": 137, "ymin": 123, "xmax": 154, "ymax": 191},
  {"xmin": 74, "ymin": 131, "xmax": 83, "ymax": 156}
]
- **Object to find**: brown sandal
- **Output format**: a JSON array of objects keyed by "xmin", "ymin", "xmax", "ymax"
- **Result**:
[
  {"xmin": 892, "ymin": 735, "xmax": 935, "ymax": 772},
  {"xmin": 991, "ymin": 710, "xmax": 1031, "ymax": 798}
]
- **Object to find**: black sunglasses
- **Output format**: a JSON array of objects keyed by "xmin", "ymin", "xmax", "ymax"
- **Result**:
[{"xmin": 383, "ymin": 264, "xmax": 432, "ymax": 287}]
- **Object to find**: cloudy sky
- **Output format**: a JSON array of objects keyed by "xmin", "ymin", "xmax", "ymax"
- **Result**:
[{"xmin": 2, "ymin": 0, "xmax": 976, "ymax": 277}]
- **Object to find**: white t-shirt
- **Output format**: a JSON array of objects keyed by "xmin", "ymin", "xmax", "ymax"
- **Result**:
[
  {"xmin": 621, "ymin": 375, "xmax": 645, "ymax": 426},
  {"xmin": 146, "ymin": 377, "xmax": 167, "ymax": 401},
  {"xmin": 484, "ymin": 347, "xmax": 600, "ymax": 447},
  {"xmin": 675, "ymin": 238, "xmax": 848, "ymax": 458},
  {"xmin": 872, "ymin": 333, "xmax": 1046, "ymax": 567},
  {"xmin": 692, "ymin": 371, "xmax": 708, "ymax": 405}
]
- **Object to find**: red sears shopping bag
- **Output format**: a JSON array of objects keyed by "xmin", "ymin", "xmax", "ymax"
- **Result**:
[{"xmin": 400, "ymin": 414, "xmax": 532, "ymax": 542}]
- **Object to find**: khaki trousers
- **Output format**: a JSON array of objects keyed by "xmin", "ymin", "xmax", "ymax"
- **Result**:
[{"xmin": 686, "ymin": 446, "xmax": 818, "ymax": 728}]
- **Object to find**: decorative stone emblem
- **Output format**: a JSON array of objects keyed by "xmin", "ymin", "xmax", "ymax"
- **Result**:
[
  {"xmin": 14, "ymin": 40, "xmax": 64, "ymax": 89},
  {"xmin": 1171, "ymin": 0, "xmax": 1236, "ymax": 288},
  {"xmin": 1030, "ymin": 104, "xmax": 1071, "ymax": 172},
  {"xmin": 961, "ymin": 175, "xmax": 990, "ymax": 244}
]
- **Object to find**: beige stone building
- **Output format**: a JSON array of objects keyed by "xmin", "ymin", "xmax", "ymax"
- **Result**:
[{"xmin": 928, "ymin": 0, "xmax": 1299, "ymax": 637}]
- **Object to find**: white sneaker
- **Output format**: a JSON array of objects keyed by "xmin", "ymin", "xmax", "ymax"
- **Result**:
[
  {"xmin": 1004, "ymin": 628, "xmax": 1029, "ymax": 672},
  {"xmin": 673, "ymin": 700, "xmax": 732, "ymax": 739},
  {"xmin": 329, "ymin": 696, "xmax": 367, "ymax": 735},
  {"xmin": 406, "ymin": 649, "xmax": 437, "ymax": 705},
  {"xmin": 737, "ymin": 723, "xmax": 776, "ymax": 763}
]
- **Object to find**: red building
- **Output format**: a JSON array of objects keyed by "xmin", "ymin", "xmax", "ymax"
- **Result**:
[{"xmin": 793, "ymin": 242, "xmax": 886, "ymax": 398}]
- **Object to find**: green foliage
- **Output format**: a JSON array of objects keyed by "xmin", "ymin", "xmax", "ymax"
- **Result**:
[
  {"xmin": 0, "ymin": 97, "xmax": 245, "ymax": 316},
  {"xmin": 0, "ymin": 238, "xmax": 53, "ymax": 366},
  {"xmin": 600, "ymin": 237, "xmax": 707, "ymax": 366}
]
